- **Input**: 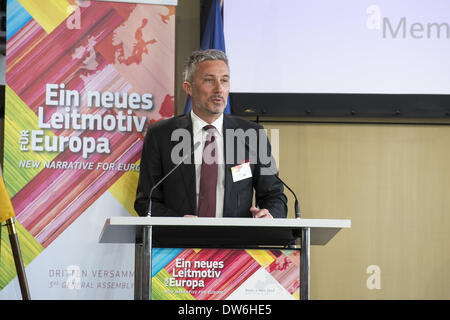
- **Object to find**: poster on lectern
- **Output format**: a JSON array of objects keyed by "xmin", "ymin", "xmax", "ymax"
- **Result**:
[
  {"xmin": 151, "ymin": 248, "xmax": 300, "ymax": 300},
  {"xmin": 1, "ymin": 0, "xmax": 175, "ymax": 299}
]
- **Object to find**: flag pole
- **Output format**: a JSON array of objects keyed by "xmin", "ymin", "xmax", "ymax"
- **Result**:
[{"xmin": 4, "ymin": 218, "xmax": 31, "ymax": 300}]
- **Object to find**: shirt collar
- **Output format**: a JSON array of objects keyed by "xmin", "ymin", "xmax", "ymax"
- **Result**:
[{"xmin": 190, "ymin": 110, "xmax": 223, "ymax": 137}]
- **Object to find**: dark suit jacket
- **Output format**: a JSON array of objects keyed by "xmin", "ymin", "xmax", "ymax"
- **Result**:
[{"xmin": 134, "ymin": 113, "xmax": 287, "ymax": 218}]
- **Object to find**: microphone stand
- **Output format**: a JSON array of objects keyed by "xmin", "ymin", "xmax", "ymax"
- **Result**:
[
  {"xmin": 147, "ymin": 141, "xmax": 201, "ymax": 217},
  {"xmin": 273, "ymin": 175, "xmax": 301, "ymax": 219},
  {"xmin": 241, "ymin": 139, "xmax": 301, "ymax": 218},
  {"xmin": 137, "ymin": 141, "xmax": 201, "ymax": 300}
]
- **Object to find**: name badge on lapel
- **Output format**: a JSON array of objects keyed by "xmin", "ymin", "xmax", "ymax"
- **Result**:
[{"xmin": 231, "ymin": 162, "xmax": 252, "ymax": 182}]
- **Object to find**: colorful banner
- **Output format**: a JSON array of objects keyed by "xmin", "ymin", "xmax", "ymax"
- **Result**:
[
  {"xmin": 152, "ymin": 248, "xmax": 300, "ymax": 300},
  {"xmin": 1, "ymin": 0, "xmax": 174, "ymax": 299}
]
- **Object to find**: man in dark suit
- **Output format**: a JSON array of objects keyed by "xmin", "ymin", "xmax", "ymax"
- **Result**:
[{"xmin": 134, "ymin": 49, "xmax": 287, "ymax": 218}]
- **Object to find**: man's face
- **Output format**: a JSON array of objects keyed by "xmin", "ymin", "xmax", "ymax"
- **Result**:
[{"xmin": 183, "ymin": 60, "xmax": 230, "ymax": 121}]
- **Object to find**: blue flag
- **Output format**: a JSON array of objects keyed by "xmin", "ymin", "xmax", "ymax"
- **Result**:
[{"xmin": 184, "ymin": 0, "xmax": 231, "ymax": 114}]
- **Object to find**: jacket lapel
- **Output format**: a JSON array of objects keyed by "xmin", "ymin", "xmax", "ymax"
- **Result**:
[
  {"xmin": 223, "ymin": 114, "xmax": 238, "ymax": 215},
  {"xmin": 173, "ymin": 113, "xmax": 197, "ymax": 214}
]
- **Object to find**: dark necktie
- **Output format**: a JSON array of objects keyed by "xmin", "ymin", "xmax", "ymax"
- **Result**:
[{"xmin": 197, "ymin": 125, "xmax": 218, "ymax": 217}]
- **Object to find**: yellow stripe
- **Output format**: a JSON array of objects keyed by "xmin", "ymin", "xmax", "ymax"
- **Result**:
[
  {"xmin": 18, "ymin": 0, "xmax": 75, "ymax": 34},
  {"xmin": 108, "ymin": 160, "xmax": 140, "ymax": 216},
  {"xmin": 151, "ymin": 269, "xmax": 196, "ymax": 300},
  {"xmin": 0, "ymin": 220, "xmax": 44, "ymax": 289},
  {"xmin": 245, "ymin": 249, "xmax": 276, "ymax": 268},
  {"xmin": 4, "ymin": 86, "xmax": 59, "ymax": 197}
]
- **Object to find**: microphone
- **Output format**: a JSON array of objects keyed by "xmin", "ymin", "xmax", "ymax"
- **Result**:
[
  {"xmin": 273, "ymin": 175, "xmax": 301, "ymax": 219},
  {"xmin": 241, "ymin": 138, "xmax": 301, "ymax": 219},
  {"xmin": 147, "ymin": 141, "xmax": 201, "ymax": 217}
]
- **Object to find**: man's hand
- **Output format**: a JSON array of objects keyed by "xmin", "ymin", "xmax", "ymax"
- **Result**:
[
  {"xmin": 184, "ymin": 215, "xmax": 198, "ymax": 218},
  {"xmin": 250, "ymin": 206, "xmax": 273, "ymax": 219}
]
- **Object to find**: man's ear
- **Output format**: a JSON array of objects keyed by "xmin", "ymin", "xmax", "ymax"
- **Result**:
[{"xmin": 182, "ymin": 81, "xmax": 192, "ymax": 96}]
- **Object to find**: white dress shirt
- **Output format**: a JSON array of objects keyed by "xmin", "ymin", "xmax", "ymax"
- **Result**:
[{"xmin": 191, "ymin": 111, "xmax": 225, "ymax": 217}]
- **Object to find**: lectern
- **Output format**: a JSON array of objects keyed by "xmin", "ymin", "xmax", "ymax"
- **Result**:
[{"xmin": 99, "ymin": 217, "xmax": 350, "ymax": 300}]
